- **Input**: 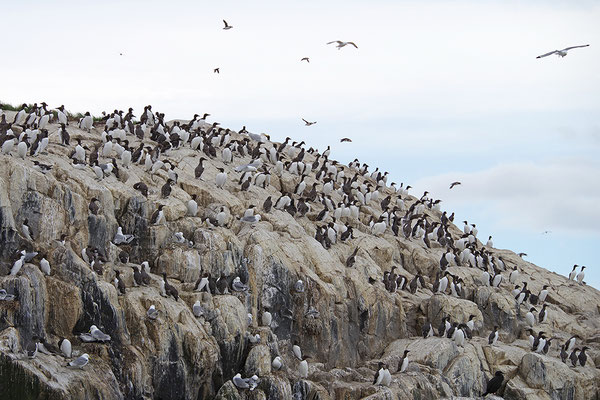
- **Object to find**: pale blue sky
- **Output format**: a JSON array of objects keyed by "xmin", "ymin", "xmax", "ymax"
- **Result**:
[{"xmin": 1, "ymin": 0, "xmax": 599, "ymax": 287}]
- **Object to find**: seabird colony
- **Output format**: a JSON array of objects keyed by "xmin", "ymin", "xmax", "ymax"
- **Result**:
[{"xmin": 0, "ymin": 101, "xmax": 593, "ymax": 393}]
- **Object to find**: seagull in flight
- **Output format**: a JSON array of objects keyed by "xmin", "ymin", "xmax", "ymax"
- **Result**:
[
  {"xmin": 449, "ymin": 181, "xmax": 461, "ymax": 189},
  {"xmin": 222, "ymin": 20, "xmax": 233, "ymax": 30},
  {"xmin": 327, "ymin": 41, "xmax": 358, "ymax": 50},
  {"xmin": 301, "ymin": 57, "xmax": 310, "ymax": 63},
  {"xmin": 517, "ymin": 252, "xmax": 528, "ymax": 258},
  {"xmin": 340, "ymin": 138, "xmax": 352, "ymax": 143},
  {"xmin": 302, "ymin": 118, "xmax": 316, "ymax": 126},
  {"xmin": 541, "ymin": 230, "xmax": 552, "ymax": 235},
  {"xmin": 214, "ymin": 68, "xmax": 220, "ymax": 74},
  {"xmin": 536, "ymin": 45, "xmax": 589, "ymax": 59}
]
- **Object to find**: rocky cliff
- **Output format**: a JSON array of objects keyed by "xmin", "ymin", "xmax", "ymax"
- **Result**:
[{"xmin": 0, "ymin": 106, "xmax": 598, "ymax": 400}]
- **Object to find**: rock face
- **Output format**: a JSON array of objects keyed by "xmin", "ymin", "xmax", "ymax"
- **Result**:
[{"xmin": 0, "ymin": 107, "xmax": 599, "ymax": 400}]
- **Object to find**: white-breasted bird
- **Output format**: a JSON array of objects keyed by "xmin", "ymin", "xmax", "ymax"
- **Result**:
[
  {"xmin": 59, "ymin": 338, "xmax": 72, "ymax": 358},
  {"xmin": 298, "ymin": 356, "xmax": 309, "ymax": 378},
  {"xmin": 193, "ymin": 300, "xmax": 203, "ymax": 317},
  {"xmin": 215, "ymin": 168, "xmax": 227, "ymax": 188},
  {"xmin": 262, "ymin": 309, "xmax": 272, "ymax": 327},
  {"xmin": 576, "ymin": 266, "xmax": 586, "ymax": 284},
  {"xmin": 68, "ymin": 353, "xmax": 89, "ymax": 368},
  {"xmin": 39, "ymin": 257, "xmax": 50, "ymax": 275},
  {"xmin": 147, "ymin": 305, "xmax": 159, "ymax": 320},
  {"xmin": 272, "ymin": 356, "xmax": 283, "ymax": 371},
  {"xmin": 526, "ymin": 308, "xmax": 536, "ymax": 327},
  {"xmin": 398, "ymin": 350, "xmax": 410, "ymax": 372}
]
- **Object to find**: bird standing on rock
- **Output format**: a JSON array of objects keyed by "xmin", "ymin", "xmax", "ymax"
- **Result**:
[
  {"xmin": 482, "ymin": 371, "xmax": 504, "ymax": 396},
  {"xmin": 161, "ymin": 273, "xmax": 179, "ymax": 301},
  {"xmin": 398, "ymin": 350, "xmax": 410, "ymax": 372}
]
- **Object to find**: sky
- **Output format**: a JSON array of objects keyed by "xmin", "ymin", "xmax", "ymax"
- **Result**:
[{"xmin": 1, "ymin": 0, "xmax": 599, "ymax": 288}]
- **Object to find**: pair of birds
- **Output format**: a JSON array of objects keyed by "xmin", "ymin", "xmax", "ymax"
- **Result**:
[
  {"xmin": 373, "ymin": 350, "xmax": 410, "ymax": 386},
  {"xmin": 568, "ymin": 265, "xmax": 586, "ymax": 284},
  {"xmin": 232, "ymin": 373, "xmax": 259, "ymax": 390}
]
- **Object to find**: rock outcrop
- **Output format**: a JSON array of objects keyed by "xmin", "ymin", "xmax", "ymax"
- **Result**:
[{"xmin": 0, "ymin": 106, "xmax": 598, "ymax": 399}]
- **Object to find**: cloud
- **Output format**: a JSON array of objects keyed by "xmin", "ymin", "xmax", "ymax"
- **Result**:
[{"xmin": 413, "ymin": 158, "xmax": 600, "ymax": 234}]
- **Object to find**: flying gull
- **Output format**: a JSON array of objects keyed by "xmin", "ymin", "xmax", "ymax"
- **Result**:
[
  {"xmin": 327, "ymin": 40, "xmax": 358, "ymax": 50},
  {"xmin": 302, "ymin": 118, "xmax": 316, "ymax": 126},
  {"xmin": 340, "ymin": 138, "xmax": 352, "ymax": 143},
  {"xmin": 301, "ymin": 57, "xmax": 310, "ymax": 63},
  {"xmin": 222, "ymin": 20, "xmax": 233, "ymax": 30},
  {"xmin": 449, "ymin": 181, "xmax": 461, "ymax": 189},
  {"xmin": 536, "ymin": 45, "xmax": 589, "ymax": 59}
]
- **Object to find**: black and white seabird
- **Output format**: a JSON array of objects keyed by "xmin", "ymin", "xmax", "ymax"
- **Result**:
[
  {"xmin": 576, "ymin": 266, "xmax": 586, "ymax": 284},
  {"xmin": 397, "ymin": 350, "xmax": 410, "ymax": 372},
  {"xmin": 194, "ymin": 157, "xmax": 206, "ymax": 179},
  {"xmin": 569, "ymin": 348, "xmax": 579, "ymax": 367},
  {"xmin": 564, "ymin": 335, "xmax": 577, "ymax": 353},
  {"xmin": 449, "ymin": 181, "xmax": 461, "ymax": 189},
  {"xmin": 538, "ymin": 304, "xmax": 548, "ymax": 323},
  {"xmin": 526, "ymin": 308, "xmax": 536, "ymax": 327},
  {"xmin": 151, "ymin": 205, "xmax": 165, "ymax": 225},
  {"xmin": 568, "ymin": 265, "xmax": 578, "ymax": 280},
  {"xmin": 161, "ymin": 179, "xmax": 174, "ymax": 198},
  {"xmin": 538, "ymin": 285, "xmax": 549, "ymax": 303},
  {"xmin": 215, "ymin": 168, "xmax": 227, "ymax": 188},
  {"xmin": 560, "ymin": 345, "xmax": 568, "ymax": 363},
  {"xmin": 578, "ymin": 346, "xmax": 589, "ymax": 367},
  {"xmin": 488, "ymin": 326, "xmax": 499, "ymax": 345}
]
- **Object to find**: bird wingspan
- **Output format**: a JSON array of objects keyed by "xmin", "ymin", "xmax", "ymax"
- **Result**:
[
  {"xmin": 327, "ymin": 41, "xmax": 341, "ymax": 45},
  {"xmin": 562, "ymin": 44, "xmax": 589, "ymax": 51},
  {"xmin": 348, "ymin": 42, "xmax": 358, "ymax": 48},
  {"xmin": 536, "ymin": 50, "xmax": 558, "ymax": 58}
]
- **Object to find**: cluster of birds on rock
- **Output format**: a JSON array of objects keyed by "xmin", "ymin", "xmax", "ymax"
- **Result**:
[{"xmin": 1, "ymin": 99, "xmax": 593, "ymax": 396}]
